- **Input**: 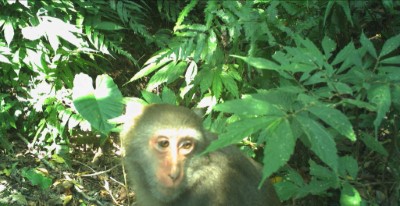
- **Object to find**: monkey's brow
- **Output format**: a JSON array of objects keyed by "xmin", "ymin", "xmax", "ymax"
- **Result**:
[{"xmin": 156, "ymin": 128, "xmax": 203, "ymax": 140}]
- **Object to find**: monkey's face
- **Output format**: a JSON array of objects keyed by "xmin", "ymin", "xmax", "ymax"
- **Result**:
[{"xmin": 148, "ymin": 127, "xmax": 202, "ymax": 197}]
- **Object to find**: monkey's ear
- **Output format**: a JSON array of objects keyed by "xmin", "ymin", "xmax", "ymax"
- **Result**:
[{"xmin": 192, "ymin": 107, "xmax": 205, "ymax": 118}]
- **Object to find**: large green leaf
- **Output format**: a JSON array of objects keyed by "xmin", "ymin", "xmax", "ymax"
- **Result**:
[
  {"xmin": 379, "ymin": 33, "xmax": 400, "ymax": 57},
  {"xmin": 262, "ymin": 119, "xmax": 296, "ymax": 182},
  {"xmin": 308, "ymin": 105, "xmax": 356, "ymax": 141},
  {"xmin": 73, "ymin": 73, "xmax": 123, "ymax": 135},
  {"xmin": 214, "ymin": 97, "xmax": 285, "ymax": 116},
  {"xmin": 204, "ymin": 116, "xmax": 276, "ymax": 153},
  {"xmin": 296, "ymin": 115, "xmax": 338, "ymax": 172},
  {"xmin": 367, "ymin": 84, "xmax": 391, "ymax": 134},
  {"xmin": 230, "ymin": 55, "xmax": 280, "ymax": 71}
]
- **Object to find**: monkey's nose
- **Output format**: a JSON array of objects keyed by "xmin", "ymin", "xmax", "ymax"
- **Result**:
[{"xmin": 168, "ymin": 172, "xmax": 179, "ymax": 181}]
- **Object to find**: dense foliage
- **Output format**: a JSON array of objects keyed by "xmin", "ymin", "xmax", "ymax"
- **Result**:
[{"xmin": 0, "ymin": 0, "xmax": 399, "ymax": 205}]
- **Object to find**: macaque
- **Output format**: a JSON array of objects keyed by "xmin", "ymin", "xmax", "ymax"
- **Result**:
[{"xmin": 121, "ymin": 104, "xmax": 281, "ymax": 206}]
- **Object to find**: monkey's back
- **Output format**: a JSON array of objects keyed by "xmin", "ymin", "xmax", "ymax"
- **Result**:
[{"xmin": 168, "ymin": 146, "xmax": 281, "ymax": 206}]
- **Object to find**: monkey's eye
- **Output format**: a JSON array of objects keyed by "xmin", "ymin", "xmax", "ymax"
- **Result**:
[
  {"xmin": 181, "ymin": 141, "xmax": 193, "ymax": 149},
  {"xmin": 179, "ymin": 139, "xmax": 195, "ymax": 155},
  {"xmin": 157, "ymin": 140, "xmax": 170, "ymax": 148}
]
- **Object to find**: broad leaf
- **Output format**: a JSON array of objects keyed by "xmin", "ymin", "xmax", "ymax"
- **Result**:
[
  {"xmin": 367, "ymin": 84, "xmax": 391, "ymax": 134},
  {"xmin": 296, "ymin": 115, "xmax": 338, "ymax": 172},
  {"xmin": 214, "ymin": 97, "xmax": 285, "ymax": 116},
  {"xmin": 73, "ymin": 73, "xmax": 124, "ymax": 135},
  {"xmin": 379, "ymin": 33, "xmax": 400, "ymax": 57},
  {"xmin": 262, "ymin": 119, "xmax": 296, "ymax": 182},
  {"xmin": 308, "ymin": 105, "xmax": 356, "ymax": 141},
  {"xmin": 204, "ymin": 116, "xmax": 276, "ymax": 153},
  {"xmin": 231, "ymin": 55, "xmax": 280, "ymax": 71}
]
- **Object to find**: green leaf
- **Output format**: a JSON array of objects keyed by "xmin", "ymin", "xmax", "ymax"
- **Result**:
[
  {"xmin": 146, "ymin": 61, "xmax": 187, "ymax": 91},
  {"xmin": 379, "ymin": 33, "xmax": 400, "ymax": 57},
  {"xmin": 141, "ymin": 90, "xmax": 163, "ymax": 104},
  {"xmin": 204, "ymin": 116, "xmax": 276, "ymax": 153},
  {"xmin": 193, "ymin": 33, "xmax": 206, "ymax": 61},
  {"xmin": 231, "ymin": 55, "xmax": 280, "ymax": 71},
  {"xmin": 340, "ymin": 183, "xmax": 362, "ymax": 206},
  {"xmin": 367, "ymin": 84, "xmax": 391, "ymax": 133},
  {"xmin": 338, "ymin": 156, "xmax": 358, "ymax": 179},
  {"xmin": 214, "ymin": 97, "xmax": 285, "ymax": 116},
  {"xmin": 322, "ymin": 36, "xmax": 336, "ymax": 58},
  {"xmin": 94, "ymin": 21, "xmax": 124, "ymax": 30},
  {"xmin": 262, "ymin": 119, "xmax": 296, "ymax": 182},
  {"xmin": 360, "ymin": 133, "xmax": 388, "ymax": 156},
  {"xmin": 308, "ymin": 105, "xmax": 356, "ymax": 141},
  {"xmin": 380, "ymin": 55, "xmax": 400, "ymax": 64},
  {"xmin": 128, "ymin": 51, "xmax": 172, "ymax": 83},
  {"xmin": 220, "ymin": 71, "xmax": 239, "ymax": 98},
  {"xmin": 212, "ymin": 72, "xmax": 223, "ymax": 99},
  {"xmin": 337, "ymin": 1, "xmax": 353, "ymax": 26},
  {"xmin": 21, "ymin": 168, "xmax": 52, "ymax": 190},
  {"xmin": 161, "ymin": 87, "xmax": 177, "ymax": 105},
  {"xmin": 332, "ymin": 42, "xmax": 356, "ymax": 65},
  {"xmin": 329, "ymin": 82, "xmax": 353, "ymax": 95},
  {"xmin": 296, "ymin": 115, "xmax": 338, "ymax": 172},
  {"xmin": 72, "ymin": 73, "xmax": 124, "ymax": 135},
  {"xmin": 360, "ymin": 33, "xmax": 377, "ymax": 58}
]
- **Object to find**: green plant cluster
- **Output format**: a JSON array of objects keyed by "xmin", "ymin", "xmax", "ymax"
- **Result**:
[{"xmin": 1, "ymin": 0, "xmax": 399, "ymax": 204}]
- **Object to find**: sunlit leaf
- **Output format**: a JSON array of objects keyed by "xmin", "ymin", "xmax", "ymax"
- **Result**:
[
  {"xmin": 4, "ymin": 21, "xmax": 14, "ymax": 46},
  {"xmin": 214, "ymin": 97, "xmax": 285, "ymax": 116},
  {"xmin": 73, "ymin": 73, "xmax": 124, "ymax": 135}
]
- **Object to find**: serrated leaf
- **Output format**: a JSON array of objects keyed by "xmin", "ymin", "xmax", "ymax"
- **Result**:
[
  {"xmin": 220, "ymin": 72, "xmax": 239, "ymax": 98},
  {"xmin": 214, "ymin": 97, "xmax": 285, "ymax": 116},
  {"xmin": 207, "ymin": 30, "xmax": 217, "ymax": 56},
  {"xmin": 141, "ymin": 90, "xmax": 163, "ymax": 104},
  {"xmin": 360, "ymin": 33, "xmax": 377, "ymax": 58},
  {"xmin": 193, "ymin": 33, "xmax": 206, "ymax": 61},
  {"xmin": 367, "ymin": 84, "xmax": 391, "ymax": 132},
  {"xmin": 338, "ymin": 156, "xmax": 358, "ymax": 179},
  {"xmin": 262, "ymin": 119, "xmax": 296, "ymax": 182},
  {"xmin": 329, "ymin": 82, "xmax": 353, "ymax": 95},
  {"xmin": 296, "ymin": 115, "xmax": 338, "ymax": 172},
  {"xmin": 72, "ymin": 73, "xmax": 124, "ymax": 135},
  {"xmin": 231, "ymin": 55, "xmax": 280, "ymax": 71},
  {"xmin": 322, "ymin": 36, "xmax": 336, "ymax": 58},
  {"xmin": 146, "ymin": 61, "xmax": 176, "ymax": 90},
  {"xmin": 332, "ymin": 42, "xmax": 356, "ymax": 65},
  {"xmin": 128, "ymin": 52, "xmax": 172, "ymax": 82},
  {"xmin": 212, "ymin": 73, "xmax": 223, "ymax": 99},
  {"xmin": 380, "ymin": 33, "xmax": 400, "ymax": 57},
  {"xmin": 161, "ymin": 87, "xmax": 177, "ymax": 104},
  {"xmin": 204, "ymin": 116, "xmax": 276, "ymax": 153},
  {"xmin": 308, "ymin": 105, "xmax": 356, "ymax": 141},
  {"xmin": 360, "ymin": 133, "xmax": 388, "ymax": 156},
  {"xmin": 198, "ymin": 69, "xmax": 214, "ymax": 93}
]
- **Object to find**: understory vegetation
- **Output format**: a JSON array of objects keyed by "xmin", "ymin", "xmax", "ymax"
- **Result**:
[{"xmin": 0, "ymin": 0, "xmax": 399, "ymax": 205}]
